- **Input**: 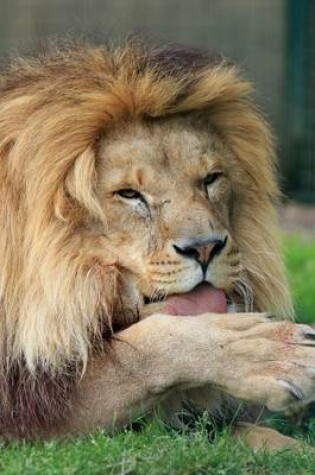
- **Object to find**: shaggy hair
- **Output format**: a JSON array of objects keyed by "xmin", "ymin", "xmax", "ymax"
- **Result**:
[{"xmin": 0, "ymin": 40, "xmax": 292, "ymax": 438}]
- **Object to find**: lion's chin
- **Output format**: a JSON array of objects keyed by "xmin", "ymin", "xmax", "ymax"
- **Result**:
[{"xmin": 144, "ymin": 282, "xmax": 227, "ymax": 316}]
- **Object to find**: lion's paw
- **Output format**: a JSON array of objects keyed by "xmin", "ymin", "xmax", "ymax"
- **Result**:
[{"xmin": 214, "ymin": 320, "xmax": 315, "ymax": 411}]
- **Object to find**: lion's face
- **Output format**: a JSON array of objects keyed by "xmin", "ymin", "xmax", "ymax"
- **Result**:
[{"xmin": 97, "ymin": 117, "xmax": 241, "ymax": 306}]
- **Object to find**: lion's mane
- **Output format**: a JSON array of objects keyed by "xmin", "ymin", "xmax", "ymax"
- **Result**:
[{"xmin": 0, "ymin": 41, "xmax": 292, "ymax": 437}]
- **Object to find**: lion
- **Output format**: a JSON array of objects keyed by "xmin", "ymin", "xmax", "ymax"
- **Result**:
[{"xmin": 0, "ymin": 40, "xmax": 314, "ymax": 448}]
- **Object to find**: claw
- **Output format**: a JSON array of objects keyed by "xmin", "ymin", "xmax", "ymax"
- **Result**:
[
  {"xmin": 277, "ymin": 379, "xmax": 304, "ymax": 402},
  {"xmin": 303, "ymin": 330, "xmax": 315, "ymax": 340},
  {"xmin": 263, "ymin": 311, "xmax": 274, "ymax": 320}
]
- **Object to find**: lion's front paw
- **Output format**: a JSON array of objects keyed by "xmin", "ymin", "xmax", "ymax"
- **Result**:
[
  {"xmin": 216, "ymin": 320, "xmax": 315, "ymax": 411},
  {"xmin": 258, "ymin": 323, "xmax": 315, "ymax": 411}
]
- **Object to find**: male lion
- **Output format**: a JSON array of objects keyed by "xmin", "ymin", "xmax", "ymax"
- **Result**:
[{"xmin": 0, "ymin": 41, "xmax": 314, "ymax": 448}]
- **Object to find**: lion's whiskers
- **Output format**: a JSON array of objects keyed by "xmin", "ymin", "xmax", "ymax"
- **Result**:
[{"xmin": 234, "ymin": 276, "xmax": 253, "ymax": 312}]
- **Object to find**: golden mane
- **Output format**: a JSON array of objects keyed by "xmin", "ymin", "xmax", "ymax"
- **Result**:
[{"xmin": 0, "ymin": 40, "xmax": 292, "ymax": 385}]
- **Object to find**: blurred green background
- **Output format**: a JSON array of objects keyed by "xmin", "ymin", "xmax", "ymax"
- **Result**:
[{"xmin": 284, "ymin": 235, "xmax": 315, "ymax": 323}]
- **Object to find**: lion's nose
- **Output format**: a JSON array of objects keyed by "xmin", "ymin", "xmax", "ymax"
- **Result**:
[{"xmin": 173, "ymin": 237, "xmax": 227, "ymax": 273}]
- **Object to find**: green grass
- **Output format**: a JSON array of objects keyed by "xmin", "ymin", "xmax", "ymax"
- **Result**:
[
  {"xmin": 1, "ymin": 422, "xmax": 315, "ymax": 475},
  {"xmin": 0, "ymin": 235, "xmax": 314, "ymax": 474}
]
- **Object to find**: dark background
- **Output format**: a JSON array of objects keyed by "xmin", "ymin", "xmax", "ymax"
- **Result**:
[{"xmin": 1, "ymin": 0, "xmax": 314, "ymax": 201}]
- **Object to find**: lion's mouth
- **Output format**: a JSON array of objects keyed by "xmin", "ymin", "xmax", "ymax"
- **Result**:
[{"xmin": 144, "ymin": 282, "xmax": 228, "ymax": 316}]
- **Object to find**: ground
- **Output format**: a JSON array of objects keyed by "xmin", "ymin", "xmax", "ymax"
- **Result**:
[
  {"xmin": 278, "ymin": 202, "xmax": 315, "ymax": 238},
  {"xmin": 0, "ymin": 203, "xmax": 314, "ymax": 474}
]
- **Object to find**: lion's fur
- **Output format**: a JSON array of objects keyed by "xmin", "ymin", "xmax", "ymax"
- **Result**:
[{"xmin": 0, "ymin": 41, "xmax": 293, "ymax": 437}]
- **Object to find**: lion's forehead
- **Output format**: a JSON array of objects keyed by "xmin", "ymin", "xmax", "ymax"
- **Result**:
[{"xmin": 98, "ymin": 119, "xmax": 226, "ymax": 190}]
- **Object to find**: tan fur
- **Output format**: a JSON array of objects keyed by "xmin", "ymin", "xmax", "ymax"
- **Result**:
[
  {"xmin": 233, "ymin": 423, "xmax": 301, "ymax": 451},
  {"xmin": 0, "ymin": 41, "xmax": 313, "ymax": 445}
]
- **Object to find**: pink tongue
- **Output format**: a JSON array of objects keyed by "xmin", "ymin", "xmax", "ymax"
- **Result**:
[{"xmin": 164, "ymin": 283, "xmax": 227, "ymax": 316}]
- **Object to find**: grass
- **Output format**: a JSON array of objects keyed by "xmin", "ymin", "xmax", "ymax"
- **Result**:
[
  {"xmin": 0, "ymin": 234, "xmax": 314, "ymax": 474},
  {"xmin": 1, "ymin": 422, "xmax": 315, "ymax": 475}
]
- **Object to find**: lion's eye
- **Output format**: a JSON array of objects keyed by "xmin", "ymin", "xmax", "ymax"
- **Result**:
[
  {"xmin": 116, "ymin": 188, "xmax": 149, "ymax": 217},
  {"xmin": 116, "ymin": 188, "xmax": 143, "ymax": 200},
  {"xmin": 204, "ymin": 172, "xmax": 223, "ymax": 187}
]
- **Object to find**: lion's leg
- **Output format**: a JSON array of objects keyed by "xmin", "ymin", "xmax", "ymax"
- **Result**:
[
  {"xmin": 59, "ymin": 313, "xmax": 222, "ymax": 435},
  {"xmin": 57, "ymin": 313, "xmax": 315, "ymax": 436},
  {"xmin": 233, "ymin": 423, "xmax": 300, "ymax": 451}
]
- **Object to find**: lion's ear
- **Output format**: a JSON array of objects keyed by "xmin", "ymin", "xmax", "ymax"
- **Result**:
[{"xmin": 54, "ymin": 146, "xmax": 104, "ymax": 223}]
